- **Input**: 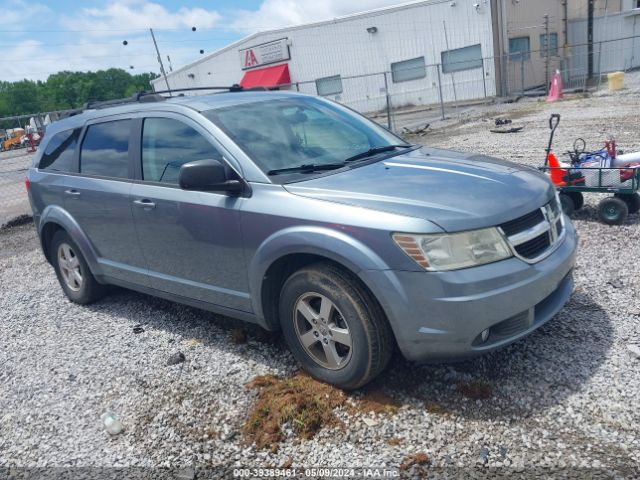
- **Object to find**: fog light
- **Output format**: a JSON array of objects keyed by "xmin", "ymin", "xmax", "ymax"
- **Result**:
[{"xmin": 480, "ymin": 328, "xmax": 490, "ymax": 343}]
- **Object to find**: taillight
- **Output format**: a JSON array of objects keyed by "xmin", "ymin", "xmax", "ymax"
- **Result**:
[{"xmin": 25, "ymin": 177, "xmax": 30, "ymax": 192}]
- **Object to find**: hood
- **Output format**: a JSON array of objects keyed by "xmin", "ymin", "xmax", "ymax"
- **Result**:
[{"xmin": 284, "ymin": 146, "xmax": 555, "ymax": 232}]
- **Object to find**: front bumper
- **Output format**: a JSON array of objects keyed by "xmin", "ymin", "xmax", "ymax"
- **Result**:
[{"xmin": 360, "ymin": 219, "xmax": 577, "ymax": 362}]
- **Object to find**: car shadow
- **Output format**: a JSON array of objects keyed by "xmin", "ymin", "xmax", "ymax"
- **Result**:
[
  {"xmin": 85, "ymin": 287, "xmax": 611, "ymax": 422},
  {"xmin": 371, "ymin": 291, "xmax": 613, "ymax": 420},
  {"xmin": 83, "ymin": 286, "xmax": 297, "ymax": 370}
]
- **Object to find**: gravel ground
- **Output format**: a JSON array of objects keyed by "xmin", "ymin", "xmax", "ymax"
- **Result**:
[
  {"xmin": 2, "ymin": 76, "xmax": 640, "ymax": 478},
  {"xmin": 0, "ymin": 149, "xmax": 33, "ymax": 226}
]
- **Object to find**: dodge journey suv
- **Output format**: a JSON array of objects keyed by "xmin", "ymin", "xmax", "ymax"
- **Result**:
[{"xmin": 27, "ymin": 90, "xmax": 576, "ymax": 389}]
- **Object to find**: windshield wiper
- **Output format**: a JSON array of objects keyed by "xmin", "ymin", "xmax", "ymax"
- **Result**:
[
  {"xmin": 268, "ymin": 162, "xmax": 347, "ymax": 176},
  {"xmin": 343, "ymin": 144, "xmax": 413, "ymax": 163}
]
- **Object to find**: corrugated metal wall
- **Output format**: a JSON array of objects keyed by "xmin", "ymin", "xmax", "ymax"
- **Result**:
[
  {"xmin": 568, "ymin": 11, "xmax": 640, "ymax": 78},
  {"xmin": 153, "ymin": 0, "xmax": 496, "ymax": 112}
]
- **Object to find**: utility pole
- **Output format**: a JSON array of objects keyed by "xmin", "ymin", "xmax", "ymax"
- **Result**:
[
  {"xmin": 587, "ymin": 0, "xmax": 595, "ymax": 79},
  {"xmin": 544, "ymin": 14, "xmax": 550, "ymax": 95},
  {"xmin": 150, "ymin": 28, "xmax": 171, "ymax": 94}
]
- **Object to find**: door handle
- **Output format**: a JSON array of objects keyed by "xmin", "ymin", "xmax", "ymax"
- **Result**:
[
  {"xmin": 64, "ymin": 189, "xmax": 81, "ymax": 197},
  {"xmin": 133, "ymin": 199, "xmax": 156, "ymax": 210}
]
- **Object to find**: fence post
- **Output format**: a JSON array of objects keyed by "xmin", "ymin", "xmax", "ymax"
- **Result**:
[
  {"xmin": 436, "ymin": 64, "xmax": 445, "ymax": 120},
  {"xmin": 383, "ymin": 72, "xmax": 393, "ymax": 131},
  {"xmin": 544, "ymin": 14, "xmax": 551, "ymax": 95},
  {"xmin": 597, "ymin": 41, "xmax": 603, "ymax": 90},
  {"xmin": 481, "ymin": 59, "xmax": 487, "ymax": 98}
]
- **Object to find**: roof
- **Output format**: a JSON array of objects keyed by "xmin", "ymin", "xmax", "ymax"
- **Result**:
[
  {"xmin": 153, "ymin": 0, "xmax": 446, "ymax": 83},
  {"xmin": 43, "ymin": 90, "xmax": 307, "ymax": 135}
]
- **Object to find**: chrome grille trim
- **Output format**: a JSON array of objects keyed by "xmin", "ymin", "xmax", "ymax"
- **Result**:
[{"xmin": 498, "ymin": 196, "xmax": 566, "ymax": 264}]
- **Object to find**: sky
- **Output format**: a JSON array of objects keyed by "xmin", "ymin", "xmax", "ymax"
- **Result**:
[{"xmin": 0, "ymin": 0, "xmax": 406, "ymax": 82}]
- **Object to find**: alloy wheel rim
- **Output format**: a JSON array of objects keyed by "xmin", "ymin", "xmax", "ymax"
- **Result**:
[
  {"xmin": 57, "ymin": 243, "xmax": 83, "ymax": 292},
  {"xmin": 293, "ymin": 292, "xmax": 353, "ymax": 370}
]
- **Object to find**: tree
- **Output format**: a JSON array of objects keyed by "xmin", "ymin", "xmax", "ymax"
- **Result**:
[{"xmin": 0, "ymin": 69, "xmax": 158, "ymax": 118}]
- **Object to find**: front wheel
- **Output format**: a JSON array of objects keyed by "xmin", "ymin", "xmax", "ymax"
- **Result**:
[
  {"xmin": 279, "ymin": 263, "xmax": 393, "ymax": 390},
  {"xmin": 559, "ymin": 193, "xmax": 576, "ymax": 216}
]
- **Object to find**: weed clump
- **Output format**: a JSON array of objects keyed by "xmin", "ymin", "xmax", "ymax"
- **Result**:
[{"xmin": 244, "ymin": 372, "xmax": 346, "ymax": 449}]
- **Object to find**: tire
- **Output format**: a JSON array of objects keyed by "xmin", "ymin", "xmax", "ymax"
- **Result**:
[
  {"xmin": 278, "ymin": 263, "xmax": 393, "ymax": 390},
  {"xmin": 615, "ymin": 193, "xmax": 640, "ymax": 214},
  {"xmin": 598, "ymin": 196, "xmax": 628, "ymax": 225},
  {"xmin": 567, "ymin": 191, "xmax": 584, "ymax": 210},
  {"xmin": 559, "ymin": 193, "xmax": 576, "ymax": 216},
  {"xmin": 51, "ymin": 230, "xmax": 106, "ymax": 304}
]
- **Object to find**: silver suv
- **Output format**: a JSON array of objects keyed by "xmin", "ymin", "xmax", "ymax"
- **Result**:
[{"xmin": 26, "ymin": 90, "xmax": 576, "ymax": 389}]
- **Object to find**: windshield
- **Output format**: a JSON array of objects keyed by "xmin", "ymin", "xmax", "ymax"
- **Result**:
[{"xmin": 204, "ymin": 96, "xmax": 407, "ymax": 178}]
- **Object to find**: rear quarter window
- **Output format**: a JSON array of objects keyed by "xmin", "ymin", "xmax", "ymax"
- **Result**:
[
  {"xmin": 38, "ymin": 129, "xmax": 81, "ymax": 172},
  {"xmin": 80, "ymin": 119, "xmax": 131, "ymax": 179}
]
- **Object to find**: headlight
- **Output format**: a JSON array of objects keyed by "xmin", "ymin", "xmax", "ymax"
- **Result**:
[{"xmin": 393, "ymin": 228, "xmax": 512, "ymax": 271}]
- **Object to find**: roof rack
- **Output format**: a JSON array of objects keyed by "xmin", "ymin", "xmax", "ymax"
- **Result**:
[
  {"xmin": 84, "ymin": 91, "xmax": 166, "ymax": 110},
  {"xmin": 82, "ymin": 84, "xmax": 270, "ymax": 111},
  {"xmin": 151, "ymin": 84, "xmax": 269, "ymax": 96}
]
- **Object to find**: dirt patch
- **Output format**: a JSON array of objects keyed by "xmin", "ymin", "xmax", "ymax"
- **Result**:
[
  {"xmin": 230, "ymin": 328, "xmax": 248, "ymax": 344},
  {"xmin": 400, "ymin": 452, "xmax": 430, "ymax": 470},
  {"xmin": 0, "ymin": 214, "xmax": 32, "ymax": 231},
  {"xmin": 243, "ymin": 372, "xmax": 347, "ymax": 449},
  {"xmin": 424, "ymin": 401, "xmax": 449, "ymax": 415},
  {"xmin": 456, "ymin": 380, "xmax": 493, "ymax": 400},
  {"xmin": 351, "ymin": 388, "xmax": 400, "ymax": 414}
]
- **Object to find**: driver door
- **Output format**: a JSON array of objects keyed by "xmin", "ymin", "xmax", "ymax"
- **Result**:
[{"xmin": 130, "ymin": 113, "xmax": 251, "ymax": 312}]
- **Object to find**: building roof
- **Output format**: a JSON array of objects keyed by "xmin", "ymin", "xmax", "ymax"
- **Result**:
[{"xmin": 153, "ymin": 0, "xmax": 447, "ymax": 83}]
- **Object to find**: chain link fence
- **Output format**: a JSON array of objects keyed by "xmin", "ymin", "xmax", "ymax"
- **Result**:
[{"xmin": 0, "ymin": 149, "xmax": 32, "ymax": 227}]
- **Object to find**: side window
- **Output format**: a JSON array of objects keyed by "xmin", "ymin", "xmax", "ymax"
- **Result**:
[
  {"xmin": 509, "ymin": 36, "xmax": 531, "ymax": 61},
  {"xmin": 80, "ymin": 119, "xmax": 131, "ymax": 179},
  {"xmin": 39, "ymin": 128, "xmax": 80, "ymax": 172},
  {"xmin": 141, "ymin": 117, "xmax": 223, "ymax": 184},
  {"xmin": 391, "ymin": 57, "xmax": 426, "ymax": 83}
]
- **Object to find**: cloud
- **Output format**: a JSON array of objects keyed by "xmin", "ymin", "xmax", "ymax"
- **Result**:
[
  {"xmin": 230, "ymin": 0, "xmax": 405, "ymax": 33},
  {"xmin": 0, "ymin": 0, "xmax": 50, "ymax": 28},
  {"xmin": 60, "ymin": 0, "xmax": 222, "ymax": 35}
]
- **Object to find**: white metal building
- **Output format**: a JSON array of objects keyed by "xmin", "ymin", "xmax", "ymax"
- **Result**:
[
  {"xmin": 152, "ymin": 0, "xmax": 499, "ymax": 112},
  {"xmin": 153, "ymin": 0, "xmax": 629, "ymax": 111}
]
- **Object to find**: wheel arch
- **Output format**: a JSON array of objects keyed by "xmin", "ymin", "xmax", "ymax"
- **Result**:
[
  {"xmin": 250, "ymin": 226, "xmax": 393, "ymax": 331},
  {"xmin": 38, "ymin": 205, "xmax": 101, "ymax": 275}
]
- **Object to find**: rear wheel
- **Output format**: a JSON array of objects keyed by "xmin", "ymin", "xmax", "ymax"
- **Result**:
[
  {"xmin": 615, "ymin": 193, "xmax": 640, "ymax": 214},
  {"xmin": 279, "ymin": 263, "xmax": 393, "ymax": 390},
  {"xmin": 598, "ymin": 196, "xmax": 628, "ymax": 225},
  {"xmin": 51, "ymin": 230, "xmax": 106, "ymax": 304}
]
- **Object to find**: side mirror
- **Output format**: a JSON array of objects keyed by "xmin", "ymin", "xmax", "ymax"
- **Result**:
[{"xmin": 178, "ymin": 159, "xmax": 243, "ymax": 194}]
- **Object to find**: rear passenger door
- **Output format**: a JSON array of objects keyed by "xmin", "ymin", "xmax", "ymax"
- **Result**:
[
  {"xmin": 33, "ymin": 128, "xmax": 82, "ymax": 215},
  {"xmin": 63, "ymin": 116, "xmax": 149, "ymax": 286},
  {"xmin": 130, "ymin": 114, "xmax": 251, "ymax": 312}
]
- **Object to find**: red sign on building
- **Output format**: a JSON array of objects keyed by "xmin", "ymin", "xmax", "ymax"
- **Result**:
[{"xmin": 239, "ymin": 38, "xmax": 290, "ymax": 70}]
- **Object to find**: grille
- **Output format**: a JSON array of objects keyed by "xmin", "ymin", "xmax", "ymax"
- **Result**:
[
  {"xmin": 515, "ymin": 233, "xmax": 551, "ymax": 258},
  {"xmin": 491, "ymin": 310, "xmax": 532, "ymax": 337},
  {"xmin": 500, "ymin": 209, "xmax": 544, "ymax": 236},
  {"xmin": 500, "ymin": 198, "xmax": 563, "ymax": 262}
]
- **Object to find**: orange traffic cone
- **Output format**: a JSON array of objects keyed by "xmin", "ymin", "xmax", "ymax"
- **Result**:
[
  {"xmin": 547, "ymin": 70, "xmax": 563, "ymax": 102},
  {"xmin": 547, "ymin": 152, "xmax": 566, "ymax": 186}
]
